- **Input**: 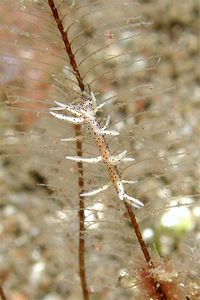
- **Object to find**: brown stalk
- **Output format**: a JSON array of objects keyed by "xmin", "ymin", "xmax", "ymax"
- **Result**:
[
  {"xmin": 47, "ymin": 1, "xmax": 169, "ymax": 299},
  {"xmin": 0, "ymin": 286, "xmax": 7, "ymax": 300},
  {"xmin": 48, "ymin": 0, "xmax": 84, "ymax": 92},
  {"xmin": 75, "ymin": 124, "xmax": 90, "ymax": 300},
  {"xmin": 124, "ymin": 201, "xmax": 153, "ymax": 265},
  {"xmin": 48, "ymin": 1, "xmax": 89, "ymax": 299}
]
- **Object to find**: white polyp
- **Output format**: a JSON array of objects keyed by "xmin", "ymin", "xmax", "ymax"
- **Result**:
[
  {"xmin": 54, "ymin": 101, "xmax": 67, "ymax": 108},
  {"xmin": 102, "ymin": 115, "xmax": 111, "ymax": 130},
  {"xmin": 50, "ymin": 106, "xmax": 66, "ymax": 111},
  {"xmin": 54, "ymin": 101, "xmax": 81, "ymax": 116},
  {"xmin": 91, "ymin": 91, "xmax": 97, "ymax": 111},
  {"xmin": 50, "ymin": 111, "xmax": 84, "ymax": 124},
  {"xmin": 124, "ymin": 194, "xmax": 144, "ymax": 208},
  {"xmin": 96, "ymin": 99, "xmax": 112, "ymax": 111},
  {"xmin": 116, "ymin": 181, "xmax": 125, "ymax": 201},
  {"xmin": 60, "ymin": 136, "xmax": 84, "ymax": 142},
  {"xmin": 101, "ymin": 129, "xmax": 119, "ymax": 136},
  {"xmin": 96, "ymin": 102, "xmax": 106, "ymax": 111},
  {"xmin": 80, "ymin": 184, "xmax": 110, "ymax": 197},
  {"xmin": 122, "ymin": 180, "xmax": 138, "ymax": 184},
  {"xmin": 121, "ymin": 157, "xmax": 135, "ymax": 162},
  {"xmin": 115, "ymin": 180, "xmax": 143, "ymax": 208},
  {"xmin": 65, "ymin": 155, "xmax": 102, "ymax": 164},
  {"xmin": 109, "ymin": 151, "xmax": 128, "ymax": 165}
]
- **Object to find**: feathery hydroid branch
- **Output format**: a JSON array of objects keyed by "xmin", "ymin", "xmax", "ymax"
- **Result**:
[
  {"xmin": 47, "ymin": 1, "xmax": 182, "ymax": 299},
  {"xmin": 75, "ymin": 124, "xmax": 89, "ymax": 300}
]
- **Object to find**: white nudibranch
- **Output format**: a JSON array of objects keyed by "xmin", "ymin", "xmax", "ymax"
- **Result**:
[{"xmin": 50, "ymin": 92, "xmax": 143, "ymax": 209}]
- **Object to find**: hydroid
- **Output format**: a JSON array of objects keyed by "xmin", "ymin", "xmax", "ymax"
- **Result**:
[{"xmin": 0, "ymin": 0, "xmax": 199, "ymax": 299}]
